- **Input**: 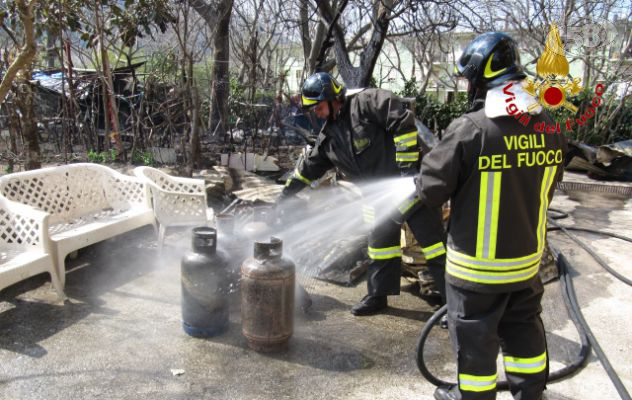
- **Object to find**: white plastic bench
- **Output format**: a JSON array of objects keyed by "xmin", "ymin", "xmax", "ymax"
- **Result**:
[
  {"xmin": 0, "ymin": 196, "xmax": 63, "ymax": 299},
  {"xmin": 133, "ymin": 166, "xmax": 213, "ymax": 249},
  {"xmin": 0, "ymin": 163, "xmax": 155, "ymax": 291}
]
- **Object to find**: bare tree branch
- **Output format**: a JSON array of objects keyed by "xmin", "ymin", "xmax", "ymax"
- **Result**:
[{"xmin": 0, "ymin": 0, "xmax": 38, "ymax": 107}]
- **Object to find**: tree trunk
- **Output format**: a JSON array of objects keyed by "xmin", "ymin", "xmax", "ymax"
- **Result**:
[
  {"xmin": 0, "ymin": 0, "xmax": 38, "ymax": 107},
  {"xmin": 16, "ymin": 73, "xmax": 41, "ymax": 170},
  {"xmin": 95, "ymin": 1, "xmax": 124, "ymax": 159},
  {"xmin": 180, "ymin": 136, "xmax": 190, "ymax": 177},
  {"xmin": 100, "ymin": 79, "xmax": 111, "ymax": 151},
  {"xmin": 58, "ymin": 33, "xmax": 72, "ymax": 161},
  {"xmin": 46, "ymin": 30, "xmax": 56, "ymax": 69},
  {"xmin": 299, "ymin": 0, "xmax": 312, "ymax": 66},
  {"xmin": 307, "ymin": 22, "xmax": 327, "ymax": 74},
  {"xmin": 7, "ymin": 103, "xmax": 21, "ymax": 172},
  {"xmin": 64, "ymin": 39, "xmax": 86, "ymax": 154},
  {"xmin": 249, "ymin": 28, "xmax": 258, "ymax": 104},
  {"xmin": 189, "ymin": 87, "xmax": 201, "ymax": 170},
  {"xmin": 186, "ymin": 37, "xmax": 201, "ymax": 170},
  {"xmin": 300, "ymin": 0, "xmax": 330, "ymax": 75},
  {"xmin": 209, "ymin": 0, "xmax": 233, "ymax": 139},
  {"xmin": 189, "ymin": 0, "xmax": 234, "ymax": 140},
  {"xmin": 317, "ymin": 0, "xmax": 392, "ymax": 88}
]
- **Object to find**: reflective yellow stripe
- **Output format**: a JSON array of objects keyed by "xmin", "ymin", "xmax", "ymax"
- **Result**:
[
  {"xmin": 302, "ymin": 96, "xmax": 318, "ymax": 106},
  {"xmin": 397, "ymin": 195, "xmax": 420, "ymax": 215},
  {"xmin": 476, "ymin": 172, "xmax": 488, "ymax": 257},
  {"xmin": 422, "ymin": 242, "xmax": 446, "ymax": 260},
  {"xmin": 537, "ymin": 166, "xmax": 556, "ymax": 252},
  {"xmin": 504, "ymin": 352, "xmax": 547, "ymax": 374},
  {"xmin": 395, "ymin": 152, "xmax": 419, "ymax": 162},
  {"xmin": 368, "ymin": 245, "xmax": 401, "ymax": 260},
  {"xmin": 447, "ymin": 260, "xmax": 539, "ymax": 284},
  {"xmin": 489, "ymin": 173, "xmax": 501, "ymax": 257},
  {"xmin": 476, "ymin": 171, "xmax": 502, "ymax": 259},
  {"xmin": 459, "ymin": 373, "xmax": 497, "ymax": 392},
  {"xmin": 293, "ymin": 168, "xmax": 312, "ymax": 185},
  {"xmin": 447, "ymin": 252, "xmax": 542, "ymax": 271},
  {"xmin": 448, "ymin": 247, "xmax": 542, "ymax": 269},
  {"xmin": 394, "ymin": 131, "xmax": 418, "ymax": 147}
]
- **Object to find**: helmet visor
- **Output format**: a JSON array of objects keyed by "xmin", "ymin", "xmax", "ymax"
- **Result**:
[{"xmin": 301, "ymin": 95, "xmax": 320, "ymax": 109}]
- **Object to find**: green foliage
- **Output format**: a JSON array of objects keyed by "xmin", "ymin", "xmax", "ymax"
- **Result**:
[
  {"xmin": 611, "ymin": 96, "xmax": 632, "ymax": 143},
  {"xmin": 143, "ymin": 50, "xmax": 179, "ymax": 84},
  {"xmin": 132, "ymin": 150, "xmax": 155, "ymax": 166},
  {"xmin": 87, "ymin": 150, "xmax": 106, "ymax": 164},
  {"xmin": 398, "ymin": 77, "xmax": 469, "ymax": 134},
  {"xmin": 4, "ymin": 165, "xmax": 13, "ymax": 174},
  {"xmin": 87, "ymin": 149, "xmax": 118, "ymax": 164},
  {"xmin": 545, "ymin": 88, "xmax": 632, "ymax": 145},
  {"xmin": 399, "ymin": 76, "xmax": 419, "ymax": 98},
  {"xmin": 14, "ymin": 0, "xmax": 175, "ymax": 49},
  {"xmin": 87, "ymin": 148, "xmax": 155, "ymax": 166},
  {"xmin": 229, "ymin": 75, "xmax": 246, "ymax": 102},
  {"xmin": 228, "ymin": 75, "xmax": 246, "ymax": 126},
  {"xmin": 227, "ymin": 74, "xmax": 275, "ymax": 130}
]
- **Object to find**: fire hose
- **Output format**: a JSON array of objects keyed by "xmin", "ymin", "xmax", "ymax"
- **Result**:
[{"xmin": 415, "ymin": 207, "xmax": 632, "ymax": 400}]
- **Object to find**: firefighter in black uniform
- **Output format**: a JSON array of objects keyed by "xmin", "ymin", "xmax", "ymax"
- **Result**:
[
  {"xmin": 416, "ymin": 33, "xmax": 567, "ymax": 400},
  {"xmin": 278, "ymin": 72, "xmax": 447, "ymax": 316}
]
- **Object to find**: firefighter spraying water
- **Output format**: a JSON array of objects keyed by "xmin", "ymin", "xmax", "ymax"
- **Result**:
[{"xmin": 276, "ymin": 72, "xmax": 447, "ymax": 316}]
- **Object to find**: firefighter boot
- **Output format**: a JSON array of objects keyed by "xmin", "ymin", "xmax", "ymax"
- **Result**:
[
  {"xmin": 420, "ymin": 255, "xmax": 447, "ymax": 305},
  {"xmin": 434, "ymin": 385, "xmax": 460, "ymax": 400},
  {"xmin": 351, "ymin": 295, "xmax": 387, "ymax": 316},
  {"xmin": 418, "ymin": 267, "xmax": 441, "ymax": 299}
]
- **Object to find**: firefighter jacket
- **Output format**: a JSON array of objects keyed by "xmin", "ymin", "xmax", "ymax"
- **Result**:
[
  {"xmin": 282, "ymin": 88, "xmax": 420, "ymax": 197},
  {"xmin": 416, "ymin": 93, "xmax": 567, "ymax": 293}
]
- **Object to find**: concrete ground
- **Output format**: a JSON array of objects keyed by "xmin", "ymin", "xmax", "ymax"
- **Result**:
[{"xmin": 0, "ymin": 172, "xmax": 630, "ymax": 400}]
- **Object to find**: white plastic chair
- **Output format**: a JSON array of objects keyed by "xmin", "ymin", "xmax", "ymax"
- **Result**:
[
  {"xmin": 0, "ymin": 195, "xmax": 64, "ymax": 300},
  {"xmin": 134, "ymin": 166, "xmax": 213, "ymax": 249},
  {"xmin": 0, "ymin": 164, "xmax": 156, "ymax": 289}
]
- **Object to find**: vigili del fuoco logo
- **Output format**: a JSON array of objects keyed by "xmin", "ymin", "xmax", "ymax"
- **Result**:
[{"xmin": 503, "ymin": 23, "xmax": 605, "ymax": 134}]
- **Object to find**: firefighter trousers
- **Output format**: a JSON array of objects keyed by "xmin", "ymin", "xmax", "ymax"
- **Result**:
[
  {"xmin": 446, "ymin": 278, "xmax": 548, "ymax": 400},
  {"xmin": 407, "ymin": 205, "xmax": 447, "ymax": 302},
  {"xmin": 367, "ymin": 203, "xmax": 446, "ymax": 297}
]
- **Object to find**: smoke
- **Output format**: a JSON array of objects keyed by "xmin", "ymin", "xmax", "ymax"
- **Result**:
[
  {"xmin": 159, "ymin": 176, "xmax": 419, "ymax": 298},
  {"xmin": 267, "ymin": 176, "xmax": 417, "ymax": 291}
]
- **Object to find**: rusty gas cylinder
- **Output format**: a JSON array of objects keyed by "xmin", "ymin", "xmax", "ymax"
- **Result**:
[
  {"xmin": 241, "ymin": 237, "xmax": 295, "ymax": 352},
  {"xmin": 181, "ymin": 227, "xmax": 229, "ymax": 337}
]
